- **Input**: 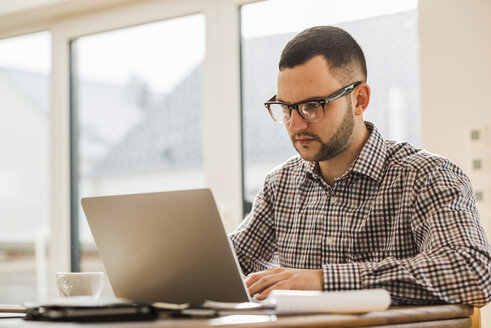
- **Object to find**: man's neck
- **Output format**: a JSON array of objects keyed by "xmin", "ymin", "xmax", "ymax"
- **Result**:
[{"xmin": 318, "ymin": 123, "xmax": 370, "ymax": 186}]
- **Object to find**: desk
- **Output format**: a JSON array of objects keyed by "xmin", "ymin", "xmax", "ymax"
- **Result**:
[{"xmin": 0, "ymin": 304, "xmax": 474, "ymax": 327}]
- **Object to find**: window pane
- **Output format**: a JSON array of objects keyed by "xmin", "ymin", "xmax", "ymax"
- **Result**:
[
  {"xmin": 0, "ymin": 32, "xmax": 51, "ymax": 302},
  {"xmin": 71, "ymin": 14, "xmax": 205, "ymax": 297},
  {"xmin": 240, "ymin": 0, "xmax": 419, "ymax": 211}
]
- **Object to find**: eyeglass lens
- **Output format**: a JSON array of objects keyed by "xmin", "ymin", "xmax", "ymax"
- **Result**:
[{"xmin": 269, "ymin": 102, "xmax": 324, "ymax": 123}]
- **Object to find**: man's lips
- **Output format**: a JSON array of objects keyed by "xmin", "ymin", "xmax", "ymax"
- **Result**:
[
  {"xmin": 296, "ymin": 138, "xmax": 315, "ymax": 145},
  {"xmin": 292, "ymin": 133, "xmax": 319, "ymax": 146}
]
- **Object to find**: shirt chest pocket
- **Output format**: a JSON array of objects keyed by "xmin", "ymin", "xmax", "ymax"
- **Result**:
[
  {"xmin": 350, "ymin": 192, "xmax": 417, "ymax": 262},
  {"xmin": 351, "ymin": 201, "xmax": 391, "ymax": 255}
]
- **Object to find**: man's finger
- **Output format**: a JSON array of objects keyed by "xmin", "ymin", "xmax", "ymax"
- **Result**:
[
  {"xmin": 248, "ymin": 273, "xmax": 280, "ymax": 296},
  {"xmin": 247, "ymin": 271, "xmax": 290, "ymax": 296},
  {"xmin": 245, "ymin": 272, "xmax": 261, "ymax": 287},
  {"xmin": 257, "ymin": 280, "xmax": 289, "ymax": 300},
  {"xmin": 245, "ymin": 268, "xmax": 279, "ymax": 287}
]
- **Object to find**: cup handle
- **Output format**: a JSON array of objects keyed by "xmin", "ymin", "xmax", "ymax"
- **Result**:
[{"xmin": 56, "ymin": 276, "xmax": 71, "ymax": 297}]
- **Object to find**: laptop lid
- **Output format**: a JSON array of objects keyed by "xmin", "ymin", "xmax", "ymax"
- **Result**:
[{"xmin": 81, "ymin": 188, "xmax": 250, "ymax": 307}]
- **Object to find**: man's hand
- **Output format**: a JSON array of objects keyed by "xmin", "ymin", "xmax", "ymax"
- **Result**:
[{"xmin": 245, "ymin": 268, "xmax": 323, "ymax": 300}]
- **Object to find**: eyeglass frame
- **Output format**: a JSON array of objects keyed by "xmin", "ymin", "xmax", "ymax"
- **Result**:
[{"xmin": 264, "ymin": 81, "xmax": 363, "ymax": 123}]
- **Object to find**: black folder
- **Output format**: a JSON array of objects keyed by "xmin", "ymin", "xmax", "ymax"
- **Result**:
[{"xmin": 24, "ymin": 303, "xmax": 158, "ymax": 322}]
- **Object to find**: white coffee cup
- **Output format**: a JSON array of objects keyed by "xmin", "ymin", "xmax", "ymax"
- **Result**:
[{"xmin": 56, "ymin": 272, "xmax": 103, "ymax": 298}]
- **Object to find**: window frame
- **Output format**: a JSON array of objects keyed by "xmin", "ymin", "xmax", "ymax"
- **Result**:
[{"xmin": 0, "ymin": 0, "xmax": 260, "ymax": 298}]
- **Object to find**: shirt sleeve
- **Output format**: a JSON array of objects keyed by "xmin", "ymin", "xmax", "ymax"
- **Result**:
[
  {"xmin": 322, "ymin": 161, "xmax": 491, "ymax": 307},
  {"xmin": 229, "ymin": 173, "xmax": 278, "ymax": 275}
]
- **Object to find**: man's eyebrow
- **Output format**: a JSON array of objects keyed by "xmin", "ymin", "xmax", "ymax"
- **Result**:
[{"xmin": 275, "ymin": 95, "xmax": 326, "ymax": 103}]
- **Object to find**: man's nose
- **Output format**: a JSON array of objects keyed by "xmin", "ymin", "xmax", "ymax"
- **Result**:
[{"xmin": 287, "ymin": 109, "xmax": 308, "ymax": 133}]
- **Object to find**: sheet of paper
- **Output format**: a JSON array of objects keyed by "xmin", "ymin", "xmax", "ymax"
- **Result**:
[
  {"xmin": 203, "ymin": 300, "xmax": 273, "ymax": 310},
  {"xmin": 0, "ymin": 313, "xmax": 25, "ymax": 318},
  {"xmin": 0, "ymin": 304, "xmax": 27, "ymax": 313},
  {"xmin": 152, "ymin": 302, "xmax": 190, "ymax": 310},
  {"xmin": 268, "ymin": 289, "xmax": 391, "ymax": 314}
]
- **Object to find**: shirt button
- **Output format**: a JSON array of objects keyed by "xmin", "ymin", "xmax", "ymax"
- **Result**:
[
  {"xmin": 331, "ymin": 197, "xmax": 337, "ymax": 204},
  {"xmin": 326, "ymin": 237, "xmax": 334, "ymax": 245}
]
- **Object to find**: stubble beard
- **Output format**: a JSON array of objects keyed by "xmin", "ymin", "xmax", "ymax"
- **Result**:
[{"xmin": 291, "ymin": 101, "xmax": 355, "ymax": 162}]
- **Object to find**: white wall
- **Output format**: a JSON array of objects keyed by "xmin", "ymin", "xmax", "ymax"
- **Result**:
[
  {"xmin": 419, "ymin": 0, "xmax": 491, "ymax": 325},
  {"xmin": 419, "ymin": 0, "xmax": 491, "ymax": 230}
]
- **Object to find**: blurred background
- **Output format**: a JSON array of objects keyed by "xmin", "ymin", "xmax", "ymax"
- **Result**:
[{"xmin": 0, "ymin": 0, "xmax": 489, "ymax": 324}]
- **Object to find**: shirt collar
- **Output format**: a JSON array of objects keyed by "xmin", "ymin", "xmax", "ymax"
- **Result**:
[
  {"xmin": 304, "ymin": 159, "xmax": 320, "ymax": 181},
  {"xmin": 302, "ymin": 121, "xmax": 386, "ymax": 183},
  {"xmin": 349, "ymin": 121, "xmax": 386, "ymax": 182}
]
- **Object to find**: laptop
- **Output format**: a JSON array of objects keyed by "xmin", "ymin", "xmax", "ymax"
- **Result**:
[{"xmin": 81, "ymin": 188, "xmax": 251, "ymax": 307}]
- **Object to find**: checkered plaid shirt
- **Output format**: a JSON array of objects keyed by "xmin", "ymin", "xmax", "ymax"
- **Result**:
[{"xmin": 230, "ymin": 122, "xmax": 491, "ymax": 307}]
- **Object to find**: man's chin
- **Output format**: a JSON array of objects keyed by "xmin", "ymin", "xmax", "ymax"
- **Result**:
[{"xmin": 294, "ymin": 146, "xmax": 319, "ymax": 162}]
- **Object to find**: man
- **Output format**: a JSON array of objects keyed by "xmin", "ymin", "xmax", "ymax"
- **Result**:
[{"xmin": 229, "ymin": 26, "xmax": 491, "ymax": 307}]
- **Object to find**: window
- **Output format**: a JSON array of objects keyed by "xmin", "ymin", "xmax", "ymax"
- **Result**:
[
  {"xmin": 70, "ymin": 14, "xmax": 205, "ymax": 296},
  {"xmin": 0, "ymin": 32, "xmax": 51, "ymax": 302},
  {"xmin": 240, "ymin": 0, "xmax": 419, "ymax": 213}
]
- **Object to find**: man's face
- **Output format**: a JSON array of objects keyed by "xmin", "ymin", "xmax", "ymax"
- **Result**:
[{"xmin": 277, "ymin": 55, "xmax": 355, "ymax": 162}]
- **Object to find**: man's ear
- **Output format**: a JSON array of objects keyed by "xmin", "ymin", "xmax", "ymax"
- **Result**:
[{"xmin": 353, "ymin": 83, "xmax": 370, "ymax": 116}]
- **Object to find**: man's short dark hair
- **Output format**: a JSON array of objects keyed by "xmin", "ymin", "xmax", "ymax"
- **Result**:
[{"xmin": 279, "ymin": 26, "xmax": 367, "ymax": 84}]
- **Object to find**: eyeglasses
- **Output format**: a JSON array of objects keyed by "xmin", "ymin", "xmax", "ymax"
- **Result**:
[{"xmin": 264, "ymin": 81, "xmax": 362, "ymax": 123}]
